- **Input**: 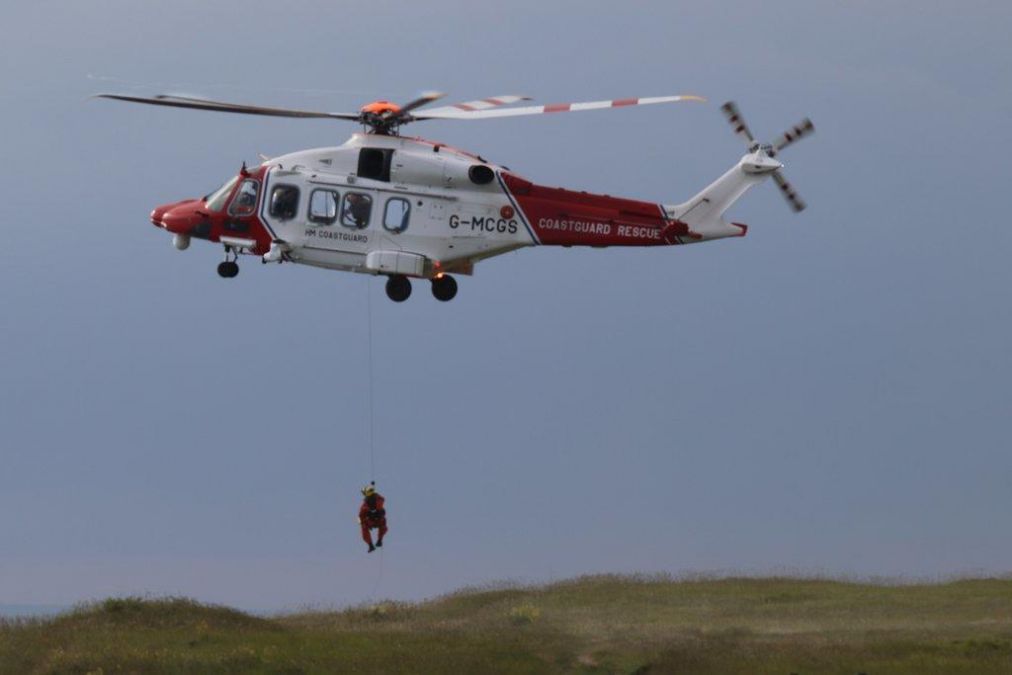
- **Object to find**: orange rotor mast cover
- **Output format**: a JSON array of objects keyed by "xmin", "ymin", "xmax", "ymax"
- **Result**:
[{"xmin": 360, "ymin": 101, "xmax": 401, "ymax": 116}]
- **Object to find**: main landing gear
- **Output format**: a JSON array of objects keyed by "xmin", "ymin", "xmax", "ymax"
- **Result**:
[
  {"xmin": 217, "ymin": 246, "xmax": 239, "ymax": 278},
  {"xmin": 430, "ymin": 275, "xmax": 457, "ymax": 302},
  {"xmin": 385, "ymin": 275, "xmax": 412, "ymax": 302},
  {"xmin": 383, "ymin": 274, "xmax": 459, "ymax": 302}
]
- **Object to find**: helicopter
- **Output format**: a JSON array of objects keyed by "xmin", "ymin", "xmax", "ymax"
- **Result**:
[{"xmin": 95, "ymin": 91, "xmax": 814, "ymax": 302}]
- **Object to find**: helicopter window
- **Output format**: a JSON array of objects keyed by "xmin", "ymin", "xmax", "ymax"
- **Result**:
[
  {"xmin": 308, "ymin": 189, "xmax": 339, "ymax": 225},
  {"xmin": 357, "ymin": 148, "xmax": 393, "ymax": 182},
  {"xmin": 269, "ymin": 185, "xmax": 300, "ymax": 220},
  {"xmin": 383, "ymin": 198, "xmax": 410, "ymax": 233},
  {"xmin": 204, "ymin": 176, "xmax": 238, "ymax": 213},
  {"xmin": 228, "ymin": 179, "xmax": 260, "ymax": 217},
  {"xmin": 341, "ymin": 192, "xmax": 372, "ymax": 229}
]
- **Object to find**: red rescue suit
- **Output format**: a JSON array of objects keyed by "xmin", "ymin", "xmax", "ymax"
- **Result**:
[{"xmin": 359, "ymin": 493, "xmax": 387, "ymax": 549}]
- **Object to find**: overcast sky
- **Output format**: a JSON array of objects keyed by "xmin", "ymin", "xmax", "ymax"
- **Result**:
[{"xmin": 1, "ymin": 0, "xmax": 1010, "ymax": 612}]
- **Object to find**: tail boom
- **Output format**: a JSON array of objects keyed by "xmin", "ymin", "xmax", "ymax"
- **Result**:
[
  {"xmin": 500, "ymin": 173, "xmax": 691, "ymax": 247},
  {"xmin": 497, "ymin": 148, "xmax": 782, "ymax": 249}
]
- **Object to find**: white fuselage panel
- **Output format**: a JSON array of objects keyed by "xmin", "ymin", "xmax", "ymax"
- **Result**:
[{"xmin": 257, "ymin": 134, "xmax": 533, "ymax": 277}]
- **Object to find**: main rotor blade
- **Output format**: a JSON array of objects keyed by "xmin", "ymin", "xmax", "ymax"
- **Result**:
[
  {"xmin": 771, "ymin": 169, "xmax": 806, "ymax": 212},
  {"xmin": 412, "ymin": 94, "xmax": 704, "ymax": 120},
  {"xmin": 720, "ymin": 101, "xmax": 755, "ymax": 146},
  {"xmin": 395, "ymin": 91, "xmax": 446, "ymax": 116},
  {"xmin": 153, "ymin": 94, "xmax": 315, "ymax": 111},
  {"xmin": 93, "ymin": 94, "xmax": 360, "ymax": 121},
  {"xmin": 421, "ymin": 95, "xmax": 532, "ymax": 115},
  {"xmin": 771, "ymin": 118, "xmax": 815, "ymax": 155}
]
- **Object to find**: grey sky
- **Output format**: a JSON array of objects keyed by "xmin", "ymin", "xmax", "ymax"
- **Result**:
[{"xmin": 1, "ymin": 0, "xmax": 1010, "ymax": 611}]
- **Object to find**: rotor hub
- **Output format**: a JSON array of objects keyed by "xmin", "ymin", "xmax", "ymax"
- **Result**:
[{"xmin": 359, "ymin": 100, "xmax": 401, "ymax": 116}]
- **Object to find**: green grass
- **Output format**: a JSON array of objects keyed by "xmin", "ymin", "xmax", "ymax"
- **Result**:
[{"xmin": 3, "ymin": 575, "xmax": 1012, "ymax": 673}]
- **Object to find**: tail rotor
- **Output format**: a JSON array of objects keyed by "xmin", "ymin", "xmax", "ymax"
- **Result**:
[{"xmin": 720, "ymin": 101, "xmax": 815, "ymax": 213}]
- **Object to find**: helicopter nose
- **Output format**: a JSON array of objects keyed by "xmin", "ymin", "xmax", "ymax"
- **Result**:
[{"xmin": 152, "ymin": 199, "xmax": 201, "ymax": 233}]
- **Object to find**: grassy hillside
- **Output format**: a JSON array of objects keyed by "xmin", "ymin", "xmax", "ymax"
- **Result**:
[{"xmin": 3, "ymin": 575, "xmax": 1012, "ymax": 673}]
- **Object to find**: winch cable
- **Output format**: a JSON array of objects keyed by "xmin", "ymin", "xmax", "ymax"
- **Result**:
[
  {"xmin": 366, "ymin": 276, "xmax": 376, "ymax": 482},
  {"xmin": 364, "ymin": 278, "xmax": 385, "ymax": 600}
]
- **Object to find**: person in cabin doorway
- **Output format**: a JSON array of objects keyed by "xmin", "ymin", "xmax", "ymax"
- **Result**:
[
  {"xmin": 343, "ymin": 193, "xmax": 371, "ymax": 229},
  {"xmin": 359, "ymin": 482, "xmax": 387, "ymax": 553}
]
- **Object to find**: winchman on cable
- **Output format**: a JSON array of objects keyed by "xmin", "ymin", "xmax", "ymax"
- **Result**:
[{"xmin": 359, "ymin": 482, "xmax": 387, "ymax": 553}]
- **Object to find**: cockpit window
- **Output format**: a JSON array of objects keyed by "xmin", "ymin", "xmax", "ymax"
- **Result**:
[
  {"xmin": 228, "ymin": 179, "xmax": 260, "ymax": 217},
  {"xmin": 269, "ymin": 185, "xmax": 300, "ymax": 220},
  {"xmin": 204, "ymin": 176, "xmax": 238, "ymax": 213}
]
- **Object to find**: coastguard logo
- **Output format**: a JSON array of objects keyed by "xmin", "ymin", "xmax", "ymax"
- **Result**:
[{"xmin": 537, "ymin": 218, "xmax": 611, "ymax": 235}]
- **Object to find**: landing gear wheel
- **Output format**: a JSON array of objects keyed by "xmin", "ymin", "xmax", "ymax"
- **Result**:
[
  {"xmin": 217, "ymin": 261, "xmax": 239, "ymax": 278},
  {"xmin": 385, "ymin": 275, "xmax": 412, "ymax": 302},
  {"xmin": 431, "ymin": 275, "xmax": 457, "ymax": 302}
]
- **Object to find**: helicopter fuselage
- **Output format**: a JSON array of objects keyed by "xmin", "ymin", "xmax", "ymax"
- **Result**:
[{"xmin": 150, "ymin": 132, "xmax": 746, "ymax": 290}]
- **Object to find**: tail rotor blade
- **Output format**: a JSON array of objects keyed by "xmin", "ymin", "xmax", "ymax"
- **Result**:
[
  {"xmin": 771, "ymin": 170, "xmax": 806, "ymax": 212},
  {"xmin": 720, "ymin": 101, "xmax": 755, "ymax": 147},
  {"xmin": 771, "ymin": 118, "xmax": 815, "ymax": 155}
]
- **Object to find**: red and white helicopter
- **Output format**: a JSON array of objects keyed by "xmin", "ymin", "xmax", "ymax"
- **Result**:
[{"xmin": 96, "ymin": 91, "xmax": 813, "ymax": 301}]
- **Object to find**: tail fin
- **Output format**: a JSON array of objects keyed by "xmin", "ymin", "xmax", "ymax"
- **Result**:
[
  {"xmin": 665, "ymin": 101, "xmax": 815, "ymax": 240},
  {"xmin": 664, "ymin": 152, "xmax": 779, "ymax": 238}
]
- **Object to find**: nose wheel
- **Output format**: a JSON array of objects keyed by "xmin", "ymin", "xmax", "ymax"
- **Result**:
[
  {"xmin": 385, "ymin": 275, "xmax": 412, "ymax": 302},
  {"xmin": 431, "ymin": 275, "xmax": 457, "ymax": 302},
  {"xmin": 217, "ymin": 261, "xmax": 239, "ymax": 278},
  {"xmin": 217, "ymin": 245, "xmax": 240, "ymax": 278}
]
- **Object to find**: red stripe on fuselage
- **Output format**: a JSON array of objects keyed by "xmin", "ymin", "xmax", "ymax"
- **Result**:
[
  {"xmin": 501, "ymin": 173, "xmax": 689, "ymax": 247},
  {"xmin": 544, "ymin": 103, "xmax": 571, "ymax": 113}
]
